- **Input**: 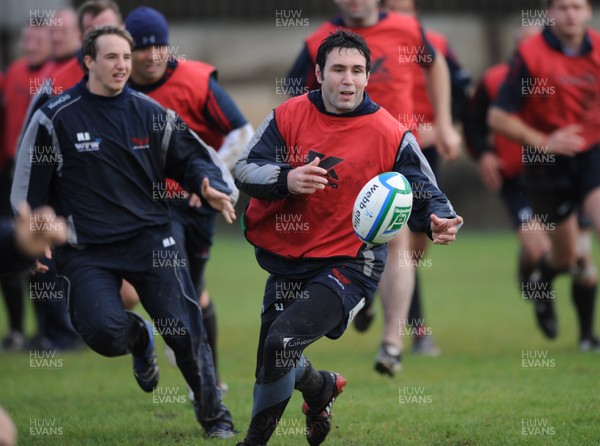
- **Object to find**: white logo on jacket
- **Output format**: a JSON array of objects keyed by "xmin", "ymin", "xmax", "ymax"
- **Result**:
[{"xmin": 74, "ymin": 132, "xmax": 101, "ymax": 152}]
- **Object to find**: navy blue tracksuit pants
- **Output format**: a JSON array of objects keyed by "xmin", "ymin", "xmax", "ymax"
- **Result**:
[{"xmin": 54, "ymin": 224, "xmax": 230, "ymax": 425}]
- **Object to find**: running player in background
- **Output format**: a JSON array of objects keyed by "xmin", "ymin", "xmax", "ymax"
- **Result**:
[
  {"xmin": 489, "ymin": 0, "xmax": 600, "ymax": 351},
  {"xmin": 466, "ymin": 25, "xmax": 550, "ymax": 301},
  {"xmin": 125, "ymin": 5, "xmax": 254, "ymax": 392},
  {"xmin": 235, "ymin": 29, "xmax": 462, "ymax": 446},
  {"xmin": 0, "ymin": 22, "xmax": 52, "ymax": 351},
  {"xmin": 287, "ymin": 0, "xmax": 461, "ymax": 375},
  {"xmin": 12, "ymin": 26, "xmax": 238, "ymax": 436},
  {"xmin": 384, "ymin": 0, "xmax": 471, "ymax": 357}
]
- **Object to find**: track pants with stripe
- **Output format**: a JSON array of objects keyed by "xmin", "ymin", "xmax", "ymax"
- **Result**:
[{"xmin": 54, "ymin": 224, "xmax": 231, "ymax": 426}]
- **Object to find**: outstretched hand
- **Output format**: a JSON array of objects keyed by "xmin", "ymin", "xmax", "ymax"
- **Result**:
[
  {"xmin": 430, "ymin": 213, "xmax": 463, "ymax": 245},
  {"xmin": 200, "ymin": 178, "xmax": 236, "ymax": 224}
]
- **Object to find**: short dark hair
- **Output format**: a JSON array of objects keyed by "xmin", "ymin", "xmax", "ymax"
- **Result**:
[
  {"xmin": 316, "ymin": 29, "xmax": 371, "ymax": 74},
  {"xmin": 81, "ymin": 25, "xmax": 133, "ymax": 74},
  {"xmin": 77, "ymin": 0, "xmax": 122, "ymax": 33}
]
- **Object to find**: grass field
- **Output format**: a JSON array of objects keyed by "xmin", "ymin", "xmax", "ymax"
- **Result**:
[{"xmin": 1, "ymin": 231, "xmax": 599, "ymax": 445}]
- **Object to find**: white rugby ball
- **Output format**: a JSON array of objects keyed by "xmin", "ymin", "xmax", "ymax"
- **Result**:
[{"xmin": 352, "ymin": 172, "xmax": 413, "ymax": 244}]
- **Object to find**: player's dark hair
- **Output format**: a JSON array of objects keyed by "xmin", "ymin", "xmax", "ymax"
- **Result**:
[
  {"xmin": 81, "ymin": 25, "xmax": 133, "ymax": 74},
  {"xmin": 316, "ymin": 29, "xmax": 371, "ymax": 73},
  {"xmin": 77, "ymin": 0, "xmax": 122, "ymax": 33}
]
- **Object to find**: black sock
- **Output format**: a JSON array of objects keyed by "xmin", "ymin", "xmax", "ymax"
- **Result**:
[
  {"xmin": 303, "ymin": 371, "xmax": 333, "ymax": 410},
  {"xmin": 202, "ymin": 300, "xmax": 218, "ymax": 376},
  {"xmin": 571, "ymin": 282, "xmax": 597, "ymax": 341},
  {"xmin": 295, "ymin": 365, "xmax": 324, "ymax": 405},
  {"xmin": 518, "ymin": 250, "xmax": 536, "ymax": 289}
]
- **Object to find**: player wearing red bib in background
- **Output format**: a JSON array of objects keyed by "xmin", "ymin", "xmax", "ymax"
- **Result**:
[
  {"xmin": 384, "ymin": 0, "xmax": 471, "ymax": 357},
  {"xmin": 467, "ymin": 27, "xmax": 556, "ymax": 338},
  {"xmin": 288, "ymin": 0, "xmax": 461, "ymax": 375},
  {"xmin": 290, "ymin": 0, "xmax": 459, "ymax": 154},
  {"xmin": 235, "ymin": 30, "xmax": 462, "ymax": 446},
  {"xmin": 466, "ymin": 26, "xmax": 553, "ymax": 335},
  {"xmin": 125, "ymin": 6, "xmax": 254, "ymax": 392},
  {"xmin": 489, "ymin": 0, "xmax": 600, "ymax": 350}
]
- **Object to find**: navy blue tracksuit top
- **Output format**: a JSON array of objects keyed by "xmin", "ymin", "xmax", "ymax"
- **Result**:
[{"xmin": 11, "ymin": 80, "xmax": 238, "ymax": 246}]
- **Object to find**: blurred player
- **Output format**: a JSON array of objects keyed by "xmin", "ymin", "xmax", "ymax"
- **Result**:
[
  {"xmin": 1, "ymin": 22, "xmax": 52, "ymax": 350},
  {"xmin": 384, "ymin": 0, "xmax": 471, "ymax": 357},
  {"xmin": 235, "ymin": 29, "xmax": 462, "ymax": 446},
  {"xmin": 466, "ymin": 25, "xmax": 549, "ymax": 293},
  {"xmin": 489, "ymin": 0, "xmax": 600, "ymax": 350},
  {"xmin": 46, "ymin": 8, "xmax": 81, "ymax": 75},
  {"xmin": 288, "ymin": 0, "xmax": 461, "ymax": 375},
  {"xmin": 12, "ymin": 26, "xmax": 238, "ymax": 436},
  {"xmin": 125, "ymin": 5, "xmax": 254, "ymax": 392}
]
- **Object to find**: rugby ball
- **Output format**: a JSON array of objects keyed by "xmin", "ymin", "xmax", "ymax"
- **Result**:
[{"xmin": 352, "ymin": 172, "xmax": 412, "ymax": 244}]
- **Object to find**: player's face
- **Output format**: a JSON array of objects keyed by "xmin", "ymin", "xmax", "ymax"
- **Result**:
[
  {"xmin": 384, "ymin": 0, "xmax": 417, "ymax": 16},
  {"xmin": 85, "ymin": 34, "xmax": 131, "ymax": 97},
  {"xmin": 316, "ymin": 47, "xmax": 369, "ymax": 114},
  {"xmin": 50, "ymin": 10, "xmax": 81, "ymax": 59},
  {"xmin": 81, "ymin": 9, "xmax": 122, "ymax": 34},
  {"xmin": 131, "ymin": 45, "xmax": 167, "ymax": 85},
  {"xmin": 22, "ymin": 26, "xmax": 52, "ymax": 67},
  {"xmin": 334, "ymin": 0, "xmax": 380, "ymax": 24},
  {"xmin": 547, "ymin": 0, "xmax": 591, "ymax": 40}
]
